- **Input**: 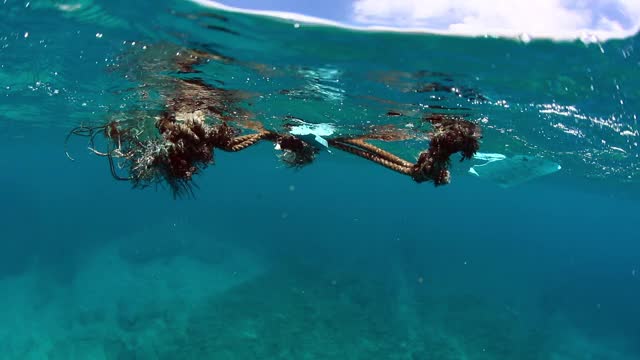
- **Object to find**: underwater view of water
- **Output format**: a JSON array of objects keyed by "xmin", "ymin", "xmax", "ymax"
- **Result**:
[{"xmin": 1, "ymin": 0, "xmax": 640, "ymax": 359}]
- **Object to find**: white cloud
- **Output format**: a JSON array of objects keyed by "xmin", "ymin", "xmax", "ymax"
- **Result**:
[{"xmin": 351, "ymin": 0, "xmax": 640, "ymax": 39}]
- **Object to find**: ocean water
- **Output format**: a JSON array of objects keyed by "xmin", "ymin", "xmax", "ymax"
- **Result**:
[{"xmin": 1, "ymin": 1, "xmax": 639, "ymax": 359}]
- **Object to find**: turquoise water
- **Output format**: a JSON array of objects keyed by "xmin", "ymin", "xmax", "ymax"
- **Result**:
[{"xmin": 1, "ymin": 1, "xmax": 640, "ymax": 359}]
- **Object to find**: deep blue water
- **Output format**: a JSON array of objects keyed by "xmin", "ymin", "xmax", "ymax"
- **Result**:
[{"xmin": 1, "ymin": 1, "xmax": 639, "ymax": 359}]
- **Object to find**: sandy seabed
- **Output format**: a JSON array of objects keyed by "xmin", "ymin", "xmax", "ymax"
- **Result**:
[{"xmin": 0, "ymin": 225, "xmax": 635, "ymax": 360}]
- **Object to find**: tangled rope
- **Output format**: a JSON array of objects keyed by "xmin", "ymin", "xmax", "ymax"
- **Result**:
[
  {"xmin": 328, "ymin": 116, "xmax": 481, "ymax": 186},
  {"xmin": 66, "ymin": 111, "xmax": 481, "ymax": 197},
  {"xmin": 66, "ymin": 114, "xmax": 325, "ymax": 197},
  {"xmin": 328, "ymin": 138, "xmax": 413, "ymax": 176},
  {"xmin": 66, "ymin": 44, "xmax": 482, "ymax": 197}
]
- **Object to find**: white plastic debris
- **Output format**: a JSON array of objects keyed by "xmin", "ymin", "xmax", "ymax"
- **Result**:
[
  {"xmin": 287, "ymin": 119, "xmax": 336, "ymax": 150},
  {"xmin": 469, "ymin": 152, "xmax": 561, "ymax": 187},
  {"xmin": 471, "ymin": 152, "xmax": 507, "ymax": 162}
]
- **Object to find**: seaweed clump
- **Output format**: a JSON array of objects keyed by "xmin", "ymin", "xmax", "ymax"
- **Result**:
[
  {"xmin": 134, "ymin": 112, "xmax": 239, "ymax": 196},
  {"xmin": 65, "ymin": 114, "xmax": 236, "ymax": 197},
  {"xmin": 411, "ymin": 114, "xmax": 482, "ymax": 185}
]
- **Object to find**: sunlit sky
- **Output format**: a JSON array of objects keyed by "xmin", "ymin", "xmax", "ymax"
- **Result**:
[{"xmin": 208, "ymin": 0, "xmax": 640, "ymax": 39}]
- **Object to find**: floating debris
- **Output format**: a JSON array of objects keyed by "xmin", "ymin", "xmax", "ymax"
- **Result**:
[{"xmin": 66, "ymin": 44, "xmax": 484, "ymax": 197}]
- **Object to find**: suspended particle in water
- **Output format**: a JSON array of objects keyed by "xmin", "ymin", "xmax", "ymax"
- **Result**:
[
  {"xmin": 23, "ymin": 32, "xmax": 29, "ymax": 38},
  {"xmin": 95, "ymin": 33, "xmax": 103, "ymax": 38},
  {"xmin": 288, "ymin": 185, "xmax": 295, "ymax": 192}
]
